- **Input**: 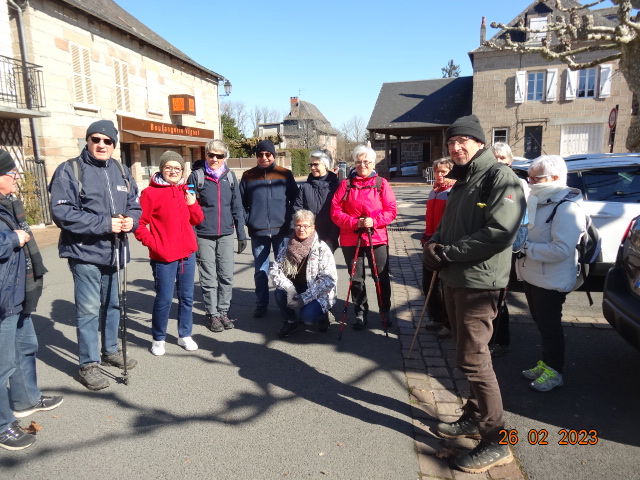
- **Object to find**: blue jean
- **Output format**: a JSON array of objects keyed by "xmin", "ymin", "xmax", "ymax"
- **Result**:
[
  {"xmin": 0, "ymin": 314, "xmax": 41, "ymax": 432},
  {"xmin": 69, "ymin": 259, "xmax": 120, "ymax": 368},
  {"xmin": 196, "ymin": 235, "xmax": 235, "ymax": 316},
  {"xmin": 151, "ymin": 253, "xmax": 196, "ymax": 340},
  {"xmin": 251, "ymin": 234, "xmax": 287, "ymax": 307},
  {"xmin": 274, "ymin": 289, "xmax": 325, "ymax": 324}
]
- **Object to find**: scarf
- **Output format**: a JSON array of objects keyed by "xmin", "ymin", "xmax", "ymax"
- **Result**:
[
  {"xmin": 0, "ymin": 194, "xmax": 48, "ymax": 314},
  {"xmin": 153, "ymin": 171, "xmax": 184, "ymax": 186},
  {"xmin": 527, "ymin": 181, "xmax": 568, "ymax": 229},
  {"xmin": 205, "ymin": 162, "xmax": 227, "ymax": 181},
  {"xmin": 281, "ymin": 233, "xmax": 315, "ymax": 277}
]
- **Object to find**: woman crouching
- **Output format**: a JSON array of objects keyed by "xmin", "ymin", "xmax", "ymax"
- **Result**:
[{"xmin": 269, "ymin": 210, "xmax": 338, "ymax": 338}]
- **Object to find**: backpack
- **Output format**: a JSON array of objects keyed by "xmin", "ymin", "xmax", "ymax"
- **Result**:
[
  {"xmin": 546, "ymin": 197, "xmax": 602, "ymax": 305},
  {"xmin": 192, "ymin": 168, "xmax": 236, "ymax": 200},
  {"xmin": 341, "ymin": 175, "xmax": 383, "ymax": 203},
  {"xmin": 68, "ymin": 157, "xmax": 130, "ymax": 197}
]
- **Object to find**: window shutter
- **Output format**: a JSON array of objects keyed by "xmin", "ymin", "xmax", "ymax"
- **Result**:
[
  {"xmin": 515, "ymin": 71, "xmax": 525, "ymax": 103},
  {"xmin": 599, "ymin": 64, "xmax": 612, "ymax": 98},
  {"xmin": 114, "ymin": 60, "xmax": 130, "ymax": 111},
  {"xmin": 146, "ymin": 70, "xmax": 160, "ymax": 112},
  {"xmin": 565, "ymin": 69, "xmax": 577, "ymax": 100},
  {"xmin": 546, "ymin": 68, "xmax": 557, "ymax": 101},
  {"xmin": 71, "ymin": 44, "xmax": 93, "ymax": 104}
]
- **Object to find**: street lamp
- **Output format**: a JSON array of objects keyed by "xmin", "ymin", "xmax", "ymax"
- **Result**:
[{"xmin": 220, "ymin": 79, "xmax": 232, "ymax": 96}]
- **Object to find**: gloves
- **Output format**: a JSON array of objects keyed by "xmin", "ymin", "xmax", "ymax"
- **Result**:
[
  {"xmin": 237, "ymin": 239, "xmax": 247, "ymax": 254},
  {"xmin": 423, "ymin": 243, "xmax": 451, "ymax": 271},
  {"xmin": 288, "ymin": 294, "xmax": 305, "ymax": 310}
]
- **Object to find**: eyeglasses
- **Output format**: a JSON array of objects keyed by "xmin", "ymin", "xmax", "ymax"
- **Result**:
[
  {"xmin": 89, "ymin": 136, "xmax": 114, "ymax": 146},
  {"xmin": 163, "ymin": 166, "xmax": 183, "ymax": 172},
  {"xmin": 355, "ymin": 161, "xmax": 372, "ymax": 166},
  {"xmin": 528, "ymin": 175, "xmax": 550, "ymax": 184},
  {"xmin": 294, "ymin": 224, "xmax": 313, "ymax": 230},
  {"xmin": 308, "ymin": 163, "xmax": 321, "ymax": 168},
  {"xmin": 207, "ymin": 153, "xmax": 225, "ymax": 159},
  {"xmin": 3, "ymin": 171, "xmax": 20, "ymax": 177},
  {"xmin": 446, "ymin": 136, "xmax": 474, "ymax": 147},
  {"xmin": 257, "ymin": 152, "xmax": 273, "ymax": 158}
]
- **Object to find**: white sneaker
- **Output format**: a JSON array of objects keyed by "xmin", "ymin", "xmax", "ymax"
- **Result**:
[
  {"xmin": 151, "ymin": 340, "xmax": 165, "ymax": 356},
  {"xmin": 177, "ymin": 336, "xmax": 198, "ymax": 351}
]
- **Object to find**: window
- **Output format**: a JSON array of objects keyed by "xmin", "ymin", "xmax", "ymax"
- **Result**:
[
  {"xmin": 577, "ymin": 68, "xmax": 597, "ymax": 98},
  {"xmin": 492, "ymin": 128, "xmax": 509, "ymax": 144},
  {"xmin": 528, "ymin": 17, "xmax": 548, "ymax": 43},
  {"xmin": 527, "ymin": 72, "xmax": 545, "ymax": 101},
  {"xmin": 70, "ymin": 44, "xmax": 94, "ymax": 105},
  {"xmin": 113, "ymin": 59, "xmax": 130, "ymax": 112}
]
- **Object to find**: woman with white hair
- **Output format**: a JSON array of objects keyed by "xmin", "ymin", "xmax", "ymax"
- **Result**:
[
  {"xmin": 294, "ymin": 149, "xmax": 340, "ymax": 251},
  {"xmin": 269, "ymin": 210, "xmax": 337, "ymax": 338},
  {"xmin": 515, "ymin": 155, "xmax": 585, "ymax": 392},
  {"xmin": 331, "ymin": 145, "xmax": 397, "ymax": 330}
]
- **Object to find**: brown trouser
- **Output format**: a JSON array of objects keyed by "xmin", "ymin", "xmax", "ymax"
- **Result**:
[{"xmin": 443, "ymin": 285, "xmax": 505, "ymax": 443}]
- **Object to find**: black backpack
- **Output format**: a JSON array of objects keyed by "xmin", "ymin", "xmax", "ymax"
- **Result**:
[
  {"xmin": 546, "ymin": 197, "xmax": 602, "ymax": 305},
  {"xmin": 341, "ymin": 175, "xmax": 383, "ymax": 203},
  {"xmin": 192, "ymin": 168, "xmax": 236, "ymax": 200}
]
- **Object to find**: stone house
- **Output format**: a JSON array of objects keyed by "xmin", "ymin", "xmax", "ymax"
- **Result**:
[
  {"xmin": 283, "ymin": 97, "xmax": 338, "ymax": 160},
  {"xmin": 1, "ymin": 0, "xmax": 228, "ymax": 221}
]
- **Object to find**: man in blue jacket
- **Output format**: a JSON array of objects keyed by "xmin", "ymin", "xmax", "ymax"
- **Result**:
[
  {"xmin": 240, "ymin": 140, "xmax": 298, "ymax": 318},
  {"xmin": 0, "ymin": 149, "xmax": 62, "ymax": 450},
  {"xmin": 49, "ymin": 120, "xmax": 141, "ymax": 391}
]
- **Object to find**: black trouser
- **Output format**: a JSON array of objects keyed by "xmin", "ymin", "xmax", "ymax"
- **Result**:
[
  {"xmin": 342, "ymin": 244, "xmax": 391, "ymax": 314},
  {"xmin": 422, "ymin": 266, "xmax": 449, "ymax": 327},
  {"xmin": 522, "ymin": 281, "xmax": 567, "ymax": 373}
]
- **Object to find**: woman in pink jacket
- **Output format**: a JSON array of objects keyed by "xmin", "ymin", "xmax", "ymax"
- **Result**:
[{"xmin": 331, "ymin": 145, "xmax": 397, "ymax": 330}]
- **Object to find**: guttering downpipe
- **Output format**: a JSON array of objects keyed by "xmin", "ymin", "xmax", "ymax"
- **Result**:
[{"xmin": 7, "ymin": 0, "xmax": 43, "ymax": 168}]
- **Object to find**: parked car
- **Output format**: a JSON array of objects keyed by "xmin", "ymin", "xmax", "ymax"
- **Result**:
[
  {"xmin": 602, "ymin": 215, "xmax": 640, "ymax": 351},
  {"xmin": 511, "ymin": 153, "xmax": 640, "ymax": 274},
  {"xmin": 400, "ymin": 161, "xmax": 420, "ymax": 176}
]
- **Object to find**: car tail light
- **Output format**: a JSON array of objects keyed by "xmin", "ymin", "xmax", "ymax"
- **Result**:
[{"xmin": 621, "ymin": 218, "xmax": 636, "ymax": 244}]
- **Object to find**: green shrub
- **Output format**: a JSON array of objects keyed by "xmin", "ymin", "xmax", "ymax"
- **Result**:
[
  {"xmin": 289, "ymin": 149, "xmax": 311, "ymax": 177},
  {"xmin": 19, "ymin": 170, "xmax": 43, "ymax": 225}
]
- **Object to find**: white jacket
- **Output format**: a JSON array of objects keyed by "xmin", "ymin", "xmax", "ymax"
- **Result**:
[{"xmin": 515, "ymin": 187, "xmax": 586, "ymax": 292}]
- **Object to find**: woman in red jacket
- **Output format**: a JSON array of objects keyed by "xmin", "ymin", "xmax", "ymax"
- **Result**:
[
  {"xmin": 331, "ymin": 145, "xmax": 397, "ymax": 330},
  {"xmin": 135, "ymin": 151, "xmax": 204, "ymax": 356}
]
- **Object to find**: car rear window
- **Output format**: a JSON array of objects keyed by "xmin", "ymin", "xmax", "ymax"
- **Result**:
[{"xmin": 578, "ymin": 167, "xmax": 640, "ymax": 203}]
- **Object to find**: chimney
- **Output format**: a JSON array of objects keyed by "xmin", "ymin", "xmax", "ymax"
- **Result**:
[
  {"xmin": 480, "ymin": 16, "xmax": 486, "ymax": 45},
  {"xmin": 290, "ymin": 96, "xmax": 299, "ymax": 116}
]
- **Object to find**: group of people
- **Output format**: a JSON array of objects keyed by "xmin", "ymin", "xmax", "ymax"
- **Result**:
[{"xmin": 0, "ymin": 114, "xmax": 588, "ymax": 474}]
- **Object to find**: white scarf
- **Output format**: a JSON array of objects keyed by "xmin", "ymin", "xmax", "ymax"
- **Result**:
[{"xmin": 527, "ymin": 180, "xmax": 567, "ymax": 229}]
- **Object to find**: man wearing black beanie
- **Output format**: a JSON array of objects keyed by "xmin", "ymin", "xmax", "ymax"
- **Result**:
[
  {"xmin": 423, "ymin": 114, "xmax": 526, "ymax": 473},
  {"xmin": 239, "ymin": 140, "xmax": 298, "ymax": 318}
]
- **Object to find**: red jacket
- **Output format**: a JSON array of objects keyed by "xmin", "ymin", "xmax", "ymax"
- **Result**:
[
  {"xmin": 135, "ymin": 174, "xmax": 204, "ymax": 262},
  {"xmin": 423, "ymin": 184, "xmax": 453, "ymax": 241},
  {"xmin": 330, "ymin": 173, "xmax": 397, "ymax": 247}
]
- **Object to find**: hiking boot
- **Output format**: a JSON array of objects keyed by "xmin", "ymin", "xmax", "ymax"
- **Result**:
[
  {"xmin": 436, "ymin": 326, "xmax": 452, "ymax": 339},
  {"xmin": 253, "ymin": 306, "xmax": 268, "ymax": 318},
  {"xmin": 14, "ymin": 395, "xmax": 64, "ymax": 418},
  {"xmin": 353, "ymin": 311, "xmax": 368, "ymax": 331},
  {"xmin": 78, "ymin": 364, "xmax": 110, "ymax": 391},
  {"xmin": 452, "ymin": 441, "xmax": 513, "ymax": 474},
  {"xmin": 530, "ymin": 366, "xmax": 564, "ymax": 392},
  {"xmin": 151, "ymin": 340, "xmax": 165, "ymax": 356},
  {"xmin": 490, "ymin": 344, "xmax": 512, "ymax": 358},
  {"xmin": 319, "ymin": 313, "xmax": 330, "ymax": 332},
  {"xmin": 102, "ymin": 350, "xmax": 138, "ymax": 369},
  {"xmin": 277, "ymin": 321, "xmax": 298, "ymax": 338},
  {"xmin": 437, "ymin": 414, "xmax": 481, "ymax": 439},
  {"xmin": 522, "ymin": 360, "xmax": 548, "ymax": 380},
  {"xmin": 207, "ymin": 315, "xmax": 224, "ymax": 333},
  {"xmin": 219, "ymin": 314, "xmax": 235, "ymax": 330},
  {"xmin": 0, "ymin": 421, "xmax": 36, "ymax": 451}
]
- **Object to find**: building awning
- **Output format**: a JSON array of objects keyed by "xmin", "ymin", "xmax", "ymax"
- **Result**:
[{"xmin": 120, "ymin": 129, "xmax": 211, "ymax": 147}]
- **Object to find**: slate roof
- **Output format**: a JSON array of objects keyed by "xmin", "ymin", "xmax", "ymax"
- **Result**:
[
  {"xmin": 367, "ymin": 77, "xmax": 473, "ymax": 134},
  {"xmin": 284, "ymin": 100, "xmax": 339, "ymax": 136},
  {"xmin": 58, "ymin": 0, "xmax": 224, "ymax": 81}
]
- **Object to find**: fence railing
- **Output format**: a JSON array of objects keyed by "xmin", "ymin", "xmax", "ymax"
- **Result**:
[{"xmin": 0, "ymin": 54, "xmax": 46, "ymax": 110}]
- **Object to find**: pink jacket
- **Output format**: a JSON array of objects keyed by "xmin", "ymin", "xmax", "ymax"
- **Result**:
[{"xmin": 330, "ymin": 174, "xmax": 397, "ymax": 247}]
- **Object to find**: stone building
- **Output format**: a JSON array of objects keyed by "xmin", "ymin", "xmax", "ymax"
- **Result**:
[
  {"xmin": 283, "ymin": 97, "xmax": 338, "ymax": 160},
  {"xmin": 2, "ymin": 0, "xmax": 228, "ymax": 221}
]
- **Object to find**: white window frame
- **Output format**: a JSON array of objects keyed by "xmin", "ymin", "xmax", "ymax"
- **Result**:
[
  {"xmin": 492, "ymin": 128, "xmax": 509, "ymax": 144},
  {"xmin": 566, "ymin": 69, "xmax": 578, "ymax": 100},
  {"xmin": 515, "ymin": 71, "xmax": 526, "ymax": 104},
  {"xmin": 528, "ymin": 17, "xmax": 548, "ymax": 43},
  {"xmin": 70, "ymin": 43, "xmax": 94, "ymax": 107},
  {"xmin": 113, "ymin": 59, "xmax": 131, "ymax": 112},
  {"xmin": 577, "ymin": 68, "xmax": 597, "ymax": 98},
  {"xmin": 545, "ymin": 68, "xmax": 558, "ymax": 101},
  {"xmin": 527, "ymin": 71, "xmax": 545, "ymax": 101}
]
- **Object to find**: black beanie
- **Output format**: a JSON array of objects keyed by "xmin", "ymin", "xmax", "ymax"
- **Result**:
[
  {"xmin": 86, "ymin": 120, "xmax": 118, "ymax": 146},
  {"xmin": 255, "ymin": 139, "xmax": 276, "ymax": 157},
  {"xmin": 0, "ymin": 149, "xmax": 16, "ymax": 173},
  {"xmin": 446, "ymin": 114, "xmax": 486, "ymax": 144}
]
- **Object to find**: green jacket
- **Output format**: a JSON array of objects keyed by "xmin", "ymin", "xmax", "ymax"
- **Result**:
[{"xmin": 431, "ymin": 149, "xmax": 526, "ymax": 289}]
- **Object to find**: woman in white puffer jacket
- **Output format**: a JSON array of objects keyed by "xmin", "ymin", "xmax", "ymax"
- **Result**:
[{"xmin": 515, "ymin": 155, "xmax": 585, "ymax": 393}]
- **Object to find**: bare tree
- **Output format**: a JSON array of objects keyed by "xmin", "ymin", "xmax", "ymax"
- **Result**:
[
  {"xmin": 484, "ymin": 0, "xmax": 640, "ymax": 151},
  {"xmin": 220, "ymin": 101, "xmax": 250, "ymax": 136},
  {"xmin": 340, "ymin": 115, "xmax": 367, "ymax": 144},
  {"xmin": 250, "ymin": 105, "xmax": 285, "ymax": 137}
]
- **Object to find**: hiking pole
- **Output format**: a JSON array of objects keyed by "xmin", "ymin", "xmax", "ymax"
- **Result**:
[
  {"xmin": 489, "ymin": 287, "xmax": 508, "ymax": 347},
  {"xmin": 112, "ymin": 215, "xmax": 129, "ymax": 385},
  {"xmin": 366, "ymin": 227, "xmax": 388, "ymax": 337},
  {"xmin": 119, "ymin": 230, "xmax": 130, "ymax": 385},
  {"xmin": 339, "ymin": 232, "xmax": 362, "ymax": 341},
  {"xmin": 408, "ymin": 270, "xmax": 438, "ymax": 359}
]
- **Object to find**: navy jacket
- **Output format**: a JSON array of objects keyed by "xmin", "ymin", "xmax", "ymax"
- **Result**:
[
  {"xmin": 294, "ymin": 171, "xmax": 340, "ymax": 250},
  {"xmin": 49, "ymin": 148, "xmax": 141, "ymax": 266},
  {"xmin": 0, "ymin": 205, "xmax": 24, "ymax": 320},
  {"xmin": 187, "ymin": 165, "xmax": 247, "ymax": 240}
]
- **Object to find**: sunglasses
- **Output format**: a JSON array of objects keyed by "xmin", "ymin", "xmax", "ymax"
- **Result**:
[
  {"xmin": 207, "ymin": 153, "xmax": 225, "ymax": 159},
  {"xmin": 90, "ymin": 136, "xmax": 114, "ymax": 146},
  {"xmin": 308, "ymin": 163, "xmax": 322, "ymax": 167},
  {"xmin": 257, "ymin": 152, "xmax": 273, "ymax": 158}
]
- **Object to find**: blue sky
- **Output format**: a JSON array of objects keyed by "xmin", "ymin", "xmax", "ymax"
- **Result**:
[{"xmin": 115, "ymin": 0, "xmax": 546, "ymax": 133}]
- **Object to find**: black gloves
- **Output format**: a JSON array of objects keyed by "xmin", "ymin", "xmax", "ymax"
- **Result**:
[
  {"xmin": 237, "ymin": 239, "xmax": 247, "ymax": 254},
  {"xmin": 423, "ymin": 243, "xmax": 451, "ymax": 271}
]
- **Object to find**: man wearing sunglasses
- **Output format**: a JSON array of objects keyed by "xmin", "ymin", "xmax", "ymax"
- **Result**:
[
  {"xmin": 240, "ymin": 139, "xmax": 298, "ymax": 318},
  {"xmin": 49, "ymin": 120, "xmax": 141, "ymax": 391}
]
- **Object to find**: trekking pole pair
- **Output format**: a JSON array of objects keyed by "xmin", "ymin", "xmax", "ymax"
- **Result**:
[{"xmin": 112, "ymin": 215, "xmax": 131, "ymax": 385}]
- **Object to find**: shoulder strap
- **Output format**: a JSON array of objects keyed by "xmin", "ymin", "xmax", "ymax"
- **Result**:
[
  {"xmin": 68, "ymin": 158, "xmax": 83, "ymax": 197},
  {"xmin": 112, "ymin": 159, "xmax": 130, "ymax": 193},
  {"xmin": 228, "ymin": 170, "xmax": 237, "ymax": 199},
  {"xmin": 376, "ymin": 175, "xmax": 382, "ymax": 194},
  {"xmin": 194, "ymin": 169, "xmax": 205, "ymax": 192},
  {"xmin": 341, "ymin": 178, "xmax": 353, "ymax": 203},
  {"xmin": 545, "ymin": 197, "xmax": 571, "ymax": 223}
]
